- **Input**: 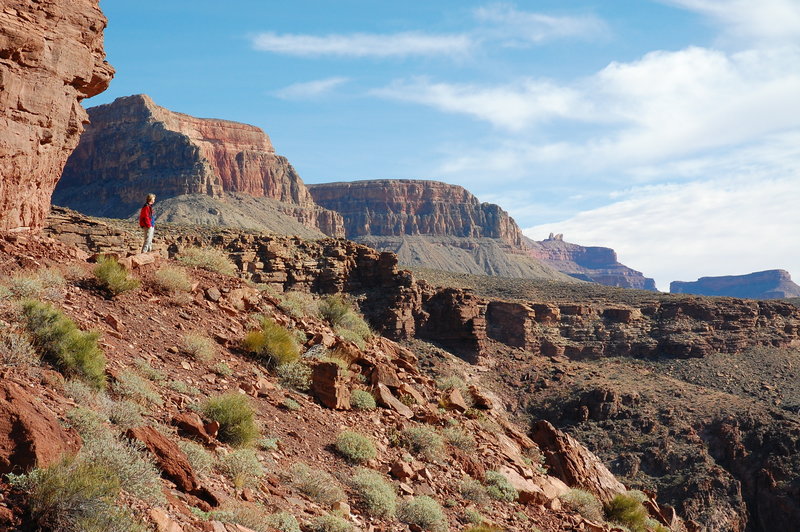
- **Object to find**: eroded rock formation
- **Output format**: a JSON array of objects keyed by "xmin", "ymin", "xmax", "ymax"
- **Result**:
[
  {"xmin": 53, "ymin": 94, "xmax": 344, "ymax": 237},
  {"xmin": 0, "ymin": 0, "xmax": 113, "ymax": 231},
  {"xmin": 671, "ymin": 269, "xmax": 800, "ymax": 299}
]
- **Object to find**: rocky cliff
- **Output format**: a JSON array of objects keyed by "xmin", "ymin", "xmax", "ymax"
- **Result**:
[
  {"xmin": 53, "ymin": 94, "xmax": 344, "ymax": 237},
  {"xmin": 0, "ymin": 0, "xmax": 113, "ymax": 231},
  {"xmin": 526, "ymin": 234, "xmax": 657, "ymax": 291},
  {"xmin": 671, "ymin": 269, "xmax": 800, "ymax": 299}
]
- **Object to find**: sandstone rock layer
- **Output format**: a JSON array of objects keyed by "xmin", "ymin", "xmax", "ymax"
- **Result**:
[
  {"xmin": 670, "ymin": 269, "xmax": 800, "ymax": 299},
  {"xmin": 0, "ymin": 0, "xmax": 113, "ymax": 231}
]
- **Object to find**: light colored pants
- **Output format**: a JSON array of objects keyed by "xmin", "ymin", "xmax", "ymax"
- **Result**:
[{"xmin": 141, "ymin": 226, "xmax": 154, "ymax": 253}]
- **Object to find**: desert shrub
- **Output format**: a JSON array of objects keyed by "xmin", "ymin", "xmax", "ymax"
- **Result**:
[
  {"xmin": 0, "ymin": 326, "xmax": 38, "ymax": 369},
  {"xmin": 560, "ymin": 488, "xmax": 604, "ymax": 522},
  {"xmin": 397, "ymin": 496, "xmax": 447, "ymax": 531},
  {"xmin": 458, "ymin": 477, "xmax": 490, "ymax": 505},
  {"xmin": 7, "ymin": 457, "xmax": 145, "ymax": 532},
  {"xmin": 242, "ymin": 316, "xmax": 299, "ymax": 366},
  {"xmin": 63, "ymin": 379, "xmax": 99, "ymax": 406},
  {"xmin": 349, "ymin": 467, "xmax": 396, "ymax": 518},
  {"xmin": 644, "ymin": 518, "xmax": 671, "ymax": 532},
  {"xmin": 177, "ymin": 246, "xmax": 237, "ymax": 276},
  {"xmin": 213, "ymin": 361, "xmax": 233, "ymax": 376},
  {"xmin": 443, "ymin": 427, "xmax": 477, "ymax": 452},
  {"xmin": 464, "ymin": 526, "xmax": 505, "ymax": 532},
  {"xmin": 279, "ymin": 291, "xmax": 319, "ymax": 318},
  {"xmin": 335, "ymin": 431, "xmax": 377, "ymax": 464},
  {"xmin": 182, "ymin": 332, "xmax": 216, "ymax": 362},
  {"xmin": 66, "ymin": 407, "xmax": 108, "ymax": 439},
  {"xmin": 275, "ymin": 361, "xmax": 312, "ymax": 391},
  {"xmin": 464, "ymin": 508, "xmax": 483, "ymax": 524},
  {"xmin": 152, "ymin": 265, "xmax": 194, "ymax": 293},
  {"xmin": 21, "ymin": 300, "xmax": 106, "ymax": 389},
  {"xmin": 202, "ymin": 393, "xmax": 259, "ymax": 447},
  {"xmin": 132, "ymin": 359, "xmax": 165, "ymax": 382},
  {"xmin": 179, "ymin": 440, "xmax": 215, "ymax": 475},
  {"xmin": 308, "ymin": 513, "xmax": 353, "ymax": 532},
  {"xmin": 398, "ymin": 426, "xmax": 444, "ymax": 462},
  {"xmin": 94, "ymin": 256, "xmax": 140, "ymax": 296},
  {"xmin": 112, "ymin": 371, "xmax": 163, "ymax": 407},
  {"xmin": 287, "ymin": 462, "xmax": 346, "ymax": 506},
  {"xmin": 107, "ymin": 400, "xmax": 143, "ymax": 429},
  {"xmin": 318, "ymin": 295, "xmax": 350, "ymax": 326},
  {"xmin": 485, "ymin": 470, "xmax": 518, "ymax": 502},
  {"xmin": 350, "ymin": 389, "xmax": 377, "ymax": 410},
  {"xmin": 435, "ymin": 375, "xmax": 465, "ymax": 391},
  {"xmin": 282, "ymin": 397, "xmax": 302, "ymax": 411},
  {"xmin": 166, "ymin": 380, "xmax": 201, "ymax": 395},
  {"xmin": 264, "ymin": 512, "xmax": 301, "ymax": 532},
  {"xmin": 605, "ymin": 492, "xmax": 649, "ymax": 532},
  {"xmin": 220, "ymin": 448, "xmax": 265, "ymax": 488},
  {"xmin": 4, "ymin": 269, "xmax": 65, "ymax": 301},
  {"xmin": 319, "ymin": 295, "xmax": 372, "ymax": 347},
  {"xmin": 258, "ymin": 437, "xmax": 280, "ymax": 451}
]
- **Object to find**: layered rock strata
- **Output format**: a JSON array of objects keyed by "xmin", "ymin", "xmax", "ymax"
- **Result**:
[
  {"xmin": 53, "ymin": 94, "xmax": 344, "ymax": 237},
  {"xmin": 671, "ymin": 269, "xmax": 800, "ymax": 299},
  {"xmin": 0, "ymin": 0, "xmax": 113, "ymax": 231},
  {"xmin": 526, "ymin": 233, "xmax": 657, "ymax": 290}
]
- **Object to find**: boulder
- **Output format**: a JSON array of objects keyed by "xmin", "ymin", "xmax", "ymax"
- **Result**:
[
  {"xmin": 312, "ymin": 362, "xmax": 350, "ymax": 410},
  {"xmin": 127, "ymin": 426, "xmax": 198, "ymax": 492}
]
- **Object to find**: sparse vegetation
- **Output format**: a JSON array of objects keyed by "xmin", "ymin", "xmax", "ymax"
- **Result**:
[
  {"xmin": 443, "ymin": 426, "xmax": 477, "ymax": 452},
  {"xmin": 112, "ymin": 371, "xmax": 163, "ymax": 406},
  {"xmin": 458, "ymin": 477, "xmax": 490, "ymax": 505},
  {"xmin": 279, "ymin": 290, "xmax": 319, "ymax": 318},
  {"xmin": 258, "ymin": 437, "xmax": 280, "ymax": 451},
  {"xmin": 21, "ymin": 300, "xmax": 106, "ymax": 389},
  {"xmin": 349, "ymin": 467, "xmax": 397, "ymax": 518},
  {"xmin": 308, "ymin": 513, "xmax": 353, "ymax": 532},
  {"xmin": 220, "ymin": 448, "xmax": 265, "ymax": 488},
  {"xmin": 484, "ymin": 470, "xmax": 518, "ymax": 502},
  {"xmin": 177, "ymin": 246, "xmax": 237, "ymax": 276},
  {"xmin": 202, "ymin": 393, "xmax": 259, "ymax": 447},
  {"xmin": 282, "ymin": 397, "xmax": 302, "ymax": 411},
  {"xmin": 397, "ymin": 496, "xmax": 448, "ymax": 531},
  {"xmin": 179, "ymin": 440, "xmax": 215, "ymax": 475},
  {"xmin": 166, "ymin": 379, "xmax": 200, "ymax": 395},
  {"xmin": 605, "ymin": 492, "xmax": 649, "ymax": 532},
  {"xmin": 275, "ymin": 361, "xmax": 312, "ymax": 391},
  {"xmin": 350, "ymin": 389, "xmax": 377, "ymax": 410},
  {"xmin": 213, "ymin": 361, "xmax": 233, "ymax": 376},
  {"xmin": 464, "ymin": 508, "xmax": 483, "ymax": 524},
  {"xmin": 560, "ymin": 488, "xmax": 604, "ymax": 522},
  {"xmin": 107, "ymin": 400, "xmax": 143, "ymax": 429},
  {"xmin": 94, "ymin": 256, "xmax": 140, "ymax": 296},
  {"xmin": 398, "ymin": 426, "xmax": 444, "ymax": 462},
  {"xmin": 66, "ymin": 406, "xmax": 108, "ymax": 439},
  {"xmin": 335, "ymin": 431, "xmax": 377, "ymax": 464},
  {"xmin": 0, "ymin": 326, "xmax": 39, "ymax": 370},
  {"xmin": 242, "ymin": 316, "xmax": 300, "ymax": 366},
  {"xmin": 182, "ymin": 332, "xmax": 216, "ymax": 362},
  {"xmin": 318, "ymin": 295, "xmax": 372, "ymax": 347},
  {"xmin": 287, "ymin": 462, "xmax": 346, "ymax": 506},
  {"xmin": 152, "ymin": 265, "xmax": 194, "ymax": 293},
  {"xmin": 133, "ymin": 359, "xmax": 165, "ymax": 382},
  {"xmin": 2, "ymin": 268, "xmax": 65, "ymax": 301},
  {"xmin": 264, "ymin": 512, "xmax": 301, "ymax": 532}
]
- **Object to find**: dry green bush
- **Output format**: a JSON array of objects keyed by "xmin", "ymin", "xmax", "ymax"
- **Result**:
[
  {"xmin": 443, "ymin": 427, "xmax": 477, "ymax": 452},
  {"xmin": 335, "ymin": 431, "xmax": 377, "ymax": 464},
  {"xmin": 94, "ymin": 256, "xmax": 140, "ymax": 296},
  {"xmin": 0, "ymin": 326, "xmax": 38, "ymax": 370},
  {"xmin": 264, "ymin": 512, "xmax": 301, "ymax": 532},
  {"xmin": 319, "ymin": 295, "xmax": 372, "ymax": 348},
  {"xmin": 182, "ymin": 332, "xmax": 216, "ymax": 362},
  {"xmin": 398, "ymin": 426, "xmax": 444, "ymax": 462},
  {"xmin": 287, "ymin": 462, "xmax": 346, "ymax": 507},
  {"xmin": 279, "ymin": 291, "xmax": 319, "ymax": 318},
  {"xmin": 112, "ymin": 371, "xmax": 163, "ymax": 407},
  {"xmin": 485, "ymin": 470, "xmax": 518, "ymax": 502},
  {"xmin": 177, "ymin": 247, "xmax": 237, "ymax": 276},
  {"xmin": 107, "ymin": 400, "xmax": 144, "ymax": 429},
  {"xmin": 132, "ymin": 359, "xmax": 165, "ymax": 382},
  {"xmin": 282, "ymin": 397, "xmax": 302, "ymax": 411},
  {"xmin": 21, "ymin": 300, "xmax": 106, "ymax": 389},
  {"xmin": 458, "ymin": 477, "xmax": 490, "ymax": 505},
  {"xmin": 213, "ymin": 361, "xmax": 233, "ymax": 376},
  {"xmin": 275, "ymin": 361, "xmax": 312, "ymax": 391},
  {"xmin": 3, "ymin": 268, "xmax": 65, "ymax": 301},
  {"xmin": 179, "ymin": 440, "xmax": 215, "ymax": 475},
  {"xmin": 349, "ymin": 467, "xmax": 396, "ymax": 518},
  {"xmin": 166, "ymin": 380, "xmax": 201, "ymax": 395},
  {"xmin": 350, "ymin": 389, "xmax": 377, "ymax": 411},
  {"xmin": 397, "ymin": 496, "xmax": 447, "ymax": 532},
  {"xmin": 605, "ymin": 492, "xmax": 649, "ymax": 532},
  {"xmin": 66, "ymin": 407, "xmax": 109, "ymax": 439},
  {"xmin": 220, "ymin": 448, "xmax": 265, "ymax": 488},
  {"xmin": 242, "ymin": 316, "xmax": 299, "ymax": 366},
  {"xmin": 308, "ymin": 514, "xmax": 353, "ymax": 532},
  {"xmin": 202, "ymin": 393, "xmax": 259, "ymax": 447},
  {"xmin": 152, "ymin": 265, "xmax": 194, "ymax": 293},
  {"xmin": 560, "ymin": 488, "xmax": 604, "ymax": 522}
]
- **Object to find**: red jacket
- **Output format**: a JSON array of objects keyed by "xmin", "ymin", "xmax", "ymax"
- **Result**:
[{"xmin": 139, "ymin": 205, "xmax": 154, "ymax": 228}]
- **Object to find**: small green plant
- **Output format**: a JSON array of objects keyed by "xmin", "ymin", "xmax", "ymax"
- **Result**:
[
  {"xmin": 279, "ymin": 291, "xmax": 319, "ymax": 318},
  {"xmin": 202, "ymin": 393, "xmax": 259, "ymax": 447},
  {"xmin": 335, "ymin": 431, "xmax": 377, "ymax": 464},
  {"xmin": 275, "ymin": 361, "xmax": 312, "ymax": 391},
  {"xmin": 242, "ymin": 316, "xmax": 299, "ymax": 366},
  {"xmin": 264, "ymin": 512, "xmax": 301, "ymax": 532},
  {"xmin": 350, "ymin": 389, "xmax": 377, "ymax": 411},
  {"xmin": 107, "ymin": 400, "xmax": 143, "ymax": 429},
  {"xmin": 399, "ymin": 426, "xmax": 444, "ymax": 462},
  {"xmin": 112, "ymin": 371, "xmax": 163, "ymax": 406},
  {"xmin": 220, "ymin": 448, "xmax": 265, "ymax": 488},
  {"xmin": 152, "ymin": 265, "xmax": 194, "ymax": 293},
  {"xmin": 397, "ymin": 496, "xmax": 447, "ymax": 532},
  {"xmin": 213, "ymin": 361, "xmax": 233, "ymax": 376},
  {"xmin": 0, "ymin": 326, "xmax": 38, "ymax": 370},
  {"xmin": 644, "ymin": 518, "xmax": 671, "ymax": 532},
  {"xmin": 560, "ymin": 488, "xmax": 604, "ymax": 522},
  {"xmin": 458, "ymin": 477, "xmax": 490, "ymax": 505},
  {"xmin": 166, "ymin": 380, "xmax": 201, "ymax": 395},
  {"xmin": 258, "ymin": 437, "xmax": 280, "ymax": 451},
  {"xmin": 318, "ymin": 295, "xmax": 350, "ymax": 326},
  {"xmin": 179, "ymin": 440, "xmax": 215, "ymax": 475},
  {"xmin": 443, "ymin": 427, "xmax": 477, "ymax": 452},
  {"xmin": 282, "ymin": 397, "xmax": 302, "ymax": 411},
  {"xmin": 485, "ymin": 470, "xmax": 518, "ymax": 502},
  {"xmin": 464, "ymin": 526, "xmax": 506, "ymax": 532},
  {"xmin": 3, "ymin": 268, "xmax": 65, "ymax": 301},
  {"xmin": 435, "ymin": 375, "xmax": 465, "ymax": 391},
  {"xmin": 287, "ymin": 462, "xmax": 346, "ymax": 506},
  {"xmin": 94, "ymin": 256, "xmax": 140, "ymax": 295},
  {"xmin": 66, "ymin": 406, "xmax": 108, "ymax": 438},
  {"xmin": 177, "ymin": 246, "xmax": 237, "ymax": 276},
  {"xmin": 182, "ymin": 332, "xmax": 216, "ymax": 362},
  {"xmin": 464, "ymin": 508, "xmax": 483, "ymax": 524},
  {"xmin": 605, "ymin": 492, "xmax": 649, "ymax": 532},
  {"xmin": 308, "ymin": 514, "xmax": 353, "ymax": 532},
  {"xmin": 319, "ymin": 295, "xmax": 372, "ymax": 347},
  {"xmin": 21, "ymin": 300, "xmax": 106, "ymax": 389},
  {"xmin": 133, "ymin": 359, "xmax": 165, "ymax": 382},
  {"xmin": 349, "ymin": 467, "xmax": 397, "ymax": 518}
]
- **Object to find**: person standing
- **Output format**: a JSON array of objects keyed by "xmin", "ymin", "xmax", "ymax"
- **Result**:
[{"xmin": 139, "ymin": 193, "xmax": 156, "ymax": 252}]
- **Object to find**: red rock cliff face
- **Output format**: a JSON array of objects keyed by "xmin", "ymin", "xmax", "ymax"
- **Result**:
[
  {"xmin": 54, "ymin": 94, "xmax": 344, "ymax": 236},
  {"xmin": 308, "ymin": 180, "xmax": 524, "ymax": 249},
  {"xmin": 0, "ymin": 0, "xmax": 113, "ymax": 231}
]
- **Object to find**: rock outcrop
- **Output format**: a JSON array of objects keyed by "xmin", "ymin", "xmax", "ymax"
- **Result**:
[
  {"xmin": 670, "ymin": 269, "xmax": 800, "ymax": 299},
  {"xmin": 526, "ymin": 234, "xmax": 657, "ymax": 291},
  {"xmin": 0, "ymin": 0, "xmax": 113, "ymax": 231},
  {"xmin": 53, "ymin": 94, "xmax": 344, "ymax": 237}
]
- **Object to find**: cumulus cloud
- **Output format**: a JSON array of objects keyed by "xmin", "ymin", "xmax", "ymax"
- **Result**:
[
  {"xmin": 251, "ymin": 31, "xmax": 473, "ymax": 58},
  {"xmin": 474, "ymin": 3, "xmax": 609, "ymax": 45},
  {"xmin": 274, "ymin": 77, "xmax": 349, "ymax": 99}
]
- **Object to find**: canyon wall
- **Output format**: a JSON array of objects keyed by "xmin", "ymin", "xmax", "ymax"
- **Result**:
[
  {"xmin": 0, "ymin": 0, "xmax": 113, "ymax": 231},
  {"xmin": 671, "ymin": 269, "xmax": 800, "ymax": 299}
]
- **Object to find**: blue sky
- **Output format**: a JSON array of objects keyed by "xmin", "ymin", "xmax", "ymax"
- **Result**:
[{"xmin": 93, "ymin": 0, "xmax": 800, "ymax": 290}]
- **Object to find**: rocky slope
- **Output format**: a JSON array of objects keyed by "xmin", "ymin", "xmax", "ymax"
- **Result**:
[
  {"xmin": 526, "ymin": 234, "xmax": 657, "ymax": 291},
  {"xmin": 52, "ymin": 94, "xmax": 344, "ymax": 237},
  {"xmin": 670, "ymin": 270, "xmax": 800, "ymax": 299},
  {"xmin": 0, "ymin": 0, "xmax": 113, "ymax": 231}
]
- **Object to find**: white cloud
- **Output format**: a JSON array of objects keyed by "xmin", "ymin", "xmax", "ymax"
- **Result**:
[
  {"xmin": 251, "ymin": 31, "xmax": 473, "ymax": 58},
  {"xmin": 474, "ymin": 3, "xmax": 609, "ymax": 45},
  {"xmin": 274, "ymin": 77, "xmax": 349, "ymax": 100}
]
